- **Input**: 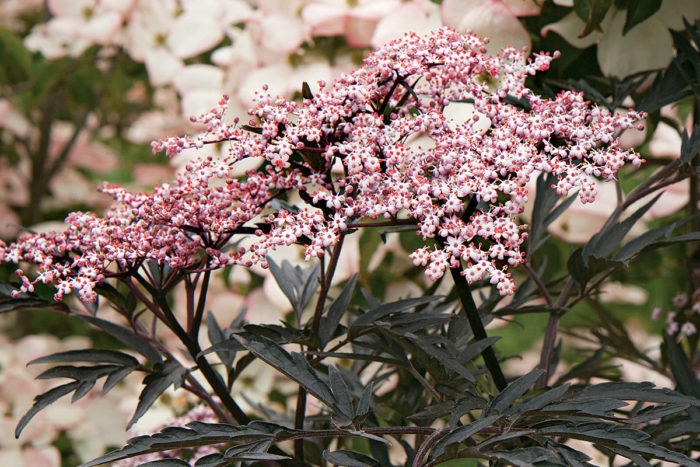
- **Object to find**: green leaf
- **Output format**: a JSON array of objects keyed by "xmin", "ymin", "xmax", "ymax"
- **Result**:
[
  {"xmin": 76, "ymin": 314, "xmax": 162, "ymax": 363},
  {"xmin": 127, "ymin": 359, "xmax": 188, "ymax": 430},
  {"xmin": 302, "ymin": 81, "xmax": 314, "ymax": 99},
  {"xmin": 320, "ymin": 273, "xmax": 358, "ymax": 346},
  {"xmin": 574, "ymin": 0, "xmax": 613, "ymax": 38},
  {"xmin": 323, "ymin": 450, "xmax": 383, "ymax": 467},
  {"xmin": 0, "ymin": 26, "xmax": 32, "ymax": 83},
  {"xmin": 15, "ymin": 382, "xmax": 80, "ymax": 438},
  {"xmin": 487, "ymin": 370, "xmax": 544, "ymax": 415},
  {"xmin": 29, "ymin": 349, "xmax": 139, "ymax": 367},
  {"xmin": 623, "ymin": 0, "xmax": 662, "ymax": 34}
]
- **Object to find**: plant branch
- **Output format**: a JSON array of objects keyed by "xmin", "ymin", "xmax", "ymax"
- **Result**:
[
  {"xmin": 190, "ymin": 268, "xmax": 211, "ymax": 339},
  {"xmin": 521, "ymin": 261, "xmax": 553, "ymax": 308},
  {"xmin": 448, "ymin": 266, "xmax": 507, "ymax": 391},
  {"xmin": 413, "ymin": 429, "xmax": 449, "ymax": 467},
  {"xmin": 151, "ymin": 292, "xmax": 250, "ymax": 425}
]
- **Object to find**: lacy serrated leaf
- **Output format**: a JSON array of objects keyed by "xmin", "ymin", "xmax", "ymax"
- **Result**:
[
  {"xmin": 233, "ymin": 333, "xmax": 335, "ymax": 410},
  {"xmin": 320, "ymin": 273, "xmax": 358, "ymax": 345},
  {"xmin": 80, "ymin": 421, "xmax": 290, "ymax": 467},
  {"xmin": 323, "ymin": 449, "xmax": 383, "ymax": 467},
  {"xmin": 206, "ymin": 313, "xmax": 235, "ymax": 370},
  {"xmin": 487, "ymin": 447, "xmax": 560, "ymax": 467},
  {"xmin": 16, "ymin": 381, "xmax": 80, "ymax": 437},
  {"xmin": 223, "ymin": 439, "xmax": 289, "ymax": 461},
  {"xmin": 138, "ymin": 459, "xmax": 190, "ymax": 466},
  {"xmin": 29, "ymin": 349, "xmax": 139, "ymax": 367},
  {"xmin": 507, "ymin": 384, "xmax": 570, "ymax": 416},
  {"xmin": 0, "ymin": 281, "xmax": 68, "ymax": 313},
  {"xmin": 583, "ymin": 193, "xmax": 662, "ymax": 261},
  {"xmin": 127, "ymin": 359, "xmax": 188, "ymax": 429},
  {"xmin": 625, "ymin": 403, "xmax": 691, "ymax": 424},
  {"xmin": 681, "ymin": 125, "xmax": 700, "ymax": 163},
  {"xmin": 542, "ymin": 398, "xmax": 628, "ymax": 418},
  {"xmin": 405, "ymin": 333, "xmax": 475, "ymax": 383},
  {"xmin": 329, "ymin": 366, "xmax": 354, "ymax": 423},
  {"xmin": 428, "ymin": 415, "xmax": 501, "ymax": 461},
  {"xmin": 573, "ymin": 381, "xmax": 700, "ymax": 405},
  {"xmin": 76, "ymin": 314, "xmax": 162, "ymax": 363},
  {"xmin": 550, "ymin": 442, "xmax": 595, "ymax": 467},
  {"xmin": 476, "ymin": 430, "xmax": 535, "ymax": 450},
  {"xmin": 487, "ymin": 370, "xmax": 544, "ymax": 415},
  {"xmin": 353, "ymin": 381, "xmax": 373, "ymax": 424},
  {"xmin": 103, "ymin": 365, "xmax": 136, "ymax": 395},
  {"xmin": 449, "ymin": 393, "xmax": 489, "ymax": 428},
  {"xmin": 351, "ymin": 296, "xmax": 441, "ymax": 328}
]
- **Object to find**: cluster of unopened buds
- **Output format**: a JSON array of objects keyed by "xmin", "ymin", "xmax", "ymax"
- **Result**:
[
  {"xmin": 652, "ymin": 292, "xmax": 700, "ymax": 338},
  {"xmin": 0, "ymin": 28, "xmax": 644, "ymax": 302}
]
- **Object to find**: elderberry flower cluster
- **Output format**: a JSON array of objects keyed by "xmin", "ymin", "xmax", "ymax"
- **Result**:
[{"xmin": 0, "ymin": 28, "xmax": 644, "ymax": 301}]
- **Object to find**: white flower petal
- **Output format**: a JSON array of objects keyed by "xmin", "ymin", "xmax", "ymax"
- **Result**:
[
  {"xmin": 258, "ymin": 14, "xmax": 306, "ymax": 52},
  {"xmin": 144, "ymin": 48, "xmax": 183, "ymax": 86},
  {"xmin": 173, "ymin": 64, "xmax": 224, "ymax": 94},
  {"xmin": 48, "ymin": 0, "xmax": 90, "ymax": 16},
  {"xmin": 655, "ymin": 0, "xmax": 700, "ymax": 30},
  {"xmin": 302, "ymin": 4, "xmax": 348, "ymax": 36},
  {"xmin": 503, "ymin": 0, "xmax": 542, "ymax": 16},
  {"xmin": 441, "ymin": 0, "xmax": 485, "ymax": 29},
  {"xmin": 167, "ymin": 14, "xmax": 225, "ymax": 58},
  {"xmin": 237, "ymin": 64, "xmax": 293, "ymax": 105},
  {"xmin": 371, "ymin": 1, "xmax": 441, "ymax": 48},
  {"xmin": 541, "ymin": 11, "xmax": 602, "ymax": 49},
  {"xmin": 457, "ymin": 0, "xmax": 531, "ymax": 54},
  {"xmin": 181, "ymin": 90, "xmax": 225, "ymax": 119},
  {"xmin": 597, "ymin": 10, "xmax": 673, "ymax": 77}
]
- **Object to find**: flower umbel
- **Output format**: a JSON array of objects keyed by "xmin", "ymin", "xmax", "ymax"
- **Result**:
[{"xmin": 1, "ymin": 28, "xmax": 645, "ymax": 300}]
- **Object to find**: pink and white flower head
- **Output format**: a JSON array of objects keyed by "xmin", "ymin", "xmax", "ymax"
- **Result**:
[{"xmin": 1, "ymin": 28, "xmax": 645, "ymax": 302}]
